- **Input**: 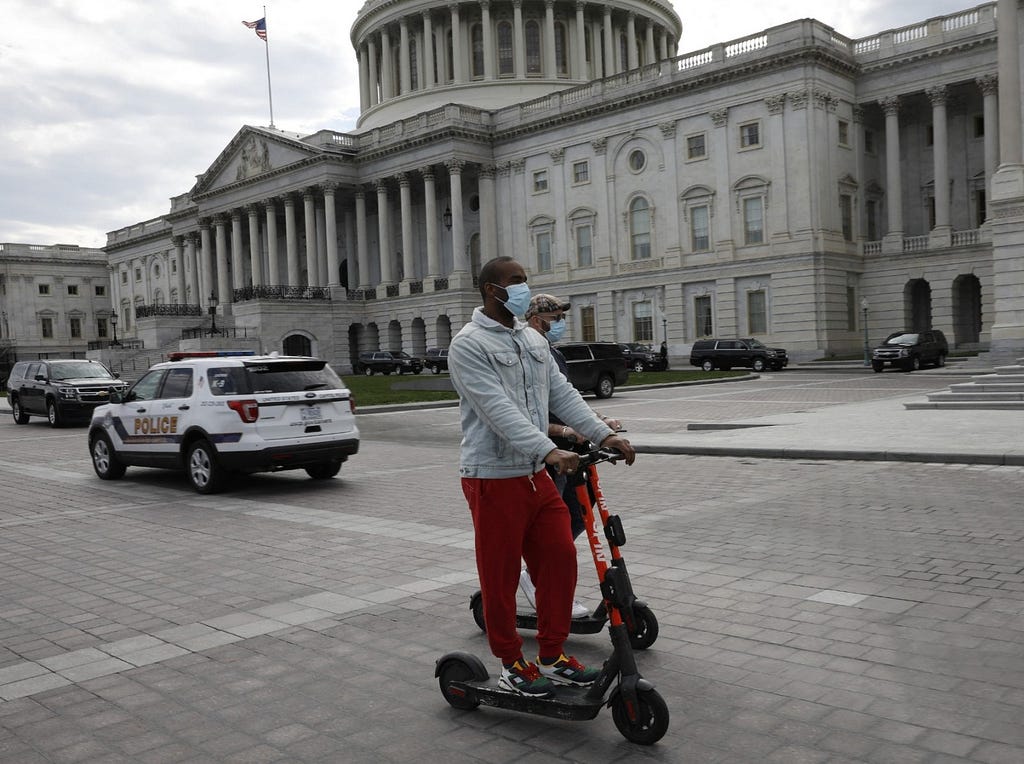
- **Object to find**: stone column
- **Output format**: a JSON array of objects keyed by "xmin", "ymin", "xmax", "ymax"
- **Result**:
[
  {"xmin": 450, "ymin": 3, "xmax": 464, "ymax": 83},
  {"xmin": 303, "ymin": 190, "xmax": 318, "ymax": 286},
  {"xmin": 544, "ymin": 0, "xmax": 556, "ymax": 76},
  {"xmin": 513, "ymin": 0, "xmax": 525, "ymax": 77},
  {"xmin": 660, "ymin": 29, "xmax": 669, "ymax": 61},
  {"xmin": 591, "ymin": 17, "xmax": 603, "ymax": 78},
  {"xmin": 575, "ymin": 2, "xmax": 587, "ymax": 79},
  {"xmin": 247, "ymin": 204, "xmax": 262, "ymax": 286},
  {"xmin": 230, "ymin": 211, "xmax": 244, "ymax": 291},
  {"xmin": 423, "ymin": 11, "xmax": 435, "ymax": 88},
  {"xmin": 399, "ymin": 174, "xmax": 415, "ymax": 283},
  {"xmin": 344, "ymin": 206, "xmax": 357, "ymax": 289},
  {"xmin": 626, "ymin": 13, "xmax": 638, "ymax": 70},
  {"xmin": 381, "ymin": 27, "xmax": 393, "ymax": 99},
  {"xmin": 423, "ymin": 168, "xmax": 441, "ymax": 280},
  {"xmin": 482, "ymin": 1, "xmax": 494, "ymax": 79},
  {"xmin": 284, "ymin": 194, "xmax": 300, "ymax": 286},
  {"xmin": 852, "ymin": 106, "xmax": 867, "ymax": 242},
  {"xmin": 603, "ymin": 6, "xmax": 614, "ymax": 76},
  {"xmin": 199, "ymin": 221, "xmax": 214, "ymax": 308},
  {"xmin": 645, "ymin": 20, "xmax": 655, "ymax": 66},
  {"xmin": 996, "ymin": 0, "xmax": 1021, "ymax": 168},
  {"xmin": 368, "ymin": 36, "xmax": 379, "ymax": 106},
  {"xmin": 186, "ymin": 232, "xmax": 200, "ymax": 306},
  {"xmin": 316, "ymin": 202, "xmax": 328, "ymax": 286},
  {"xmin": 881, "ymin": 95, "xmax": 903, "ymax": 240},
  {"xmin": 356, "ymin": 190, "xmax": 370, "ymax": 288},
  {"xmin": 359, "ymin": 44, "xmax": 370, "ymax": 111},
  {"xmin": 399, "ymin": 18, "xmax": 411, "ymax": 94},
  {"xmin": 927, "ymin": 86, "xmax": 951, "ymax": 243},
  {"xmin": 325, "ymin": 184, "xmax": 340, "ymax": 286},
  {"xmin": 479, "ymin": 165, "xmax": 498, "ymax": 263},
  {"xmin": 265, "ymin": 200, "xmax": 279, "ymax": 286},
  {"xmin": 172, "ymin": 236, "xmax": 186, "ymax": 304},
  {"xmin": 978, "ymin": 74, "xmax": 999, "ymax": 219},
  {"xmin": 447, "ymin": 159, "xmax": 467, "ymax": 273},
  {"xmin": 214, "ymin": 215, "xmax": 231, "ymax": 306},
  {"xmin": 376, "ymin": 180, "xmax": 394, "ymax": 284}
]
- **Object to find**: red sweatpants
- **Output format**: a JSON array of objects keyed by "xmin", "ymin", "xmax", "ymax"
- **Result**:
[{"xmin": 462, "ymin": 468, "xmax": 577, "ymax": 664}]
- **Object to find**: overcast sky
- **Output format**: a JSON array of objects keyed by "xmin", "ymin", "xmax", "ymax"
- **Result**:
[{"xmin": 0, "ymin": 0, "xmax": 974, "ymax": 249}]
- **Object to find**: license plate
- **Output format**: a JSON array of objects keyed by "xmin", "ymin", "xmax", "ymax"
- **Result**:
[{"xmin": 300, "ymin": 406, "xmax": 322, "ymax": 422}]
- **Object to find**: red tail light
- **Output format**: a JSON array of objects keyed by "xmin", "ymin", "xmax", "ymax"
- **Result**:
[
  {"xmin": 349, "ymin": 394, "xmax": 356, "ymax": 414},
  {"xmin": 227, "ymin": 399, "xmax": 259, "ymax": 423}
]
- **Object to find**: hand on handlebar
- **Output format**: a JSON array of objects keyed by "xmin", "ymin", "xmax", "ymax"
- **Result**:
[
  {"xmin": 599, "ymin": 433, "xmax": 635, "ymax": 465},
  {"xmin": 544, "ymin": 448, "xmax": 581, "ymax": 476}
]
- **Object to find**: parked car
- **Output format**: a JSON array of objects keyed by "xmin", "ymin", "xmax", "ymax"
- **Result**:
[
  {"xmin": 618, "ymin": 342, "xmax": 667, "ymax": 372},
  {"xmin": 423, "ymin": 347, "xmax": 449, "ymax": 374},
  {"xmin": 353, "ymin": 351, "xmax": 423, "ymax": 375},
  {"xmin": 87, "ymin": 351, "xmax": 359, "ymax": 494},
  {"xmin": 555, "ymin": 341, "xmax": 629, "ymax": 399},
  {"xmin": 8, "ymin": 359, "xmax": 128, "ymax": 427},
  {"xmin": 689, "ymin": 338, "xmax": 789, "ymax": 372},
  {"xmin": 871, "ymin": 330, "xmax": 948, "ymax": 372}
]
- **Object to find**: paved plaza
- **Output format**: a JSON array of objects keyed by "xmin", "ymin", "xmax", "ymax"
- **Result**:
[{"xmin": 0, "ymin": 370, "xmax": 1022, "ymax": 762}]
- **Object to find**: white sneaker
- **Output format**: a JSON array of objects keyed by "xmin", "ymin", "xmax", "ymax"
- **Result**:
[
  {"xmin": 519, "ymin": 568, "xmax": 536, "ymax": 610},
  {"xmin": 571, "ymin": 600, "xmax": 590, "ymax": 619}
]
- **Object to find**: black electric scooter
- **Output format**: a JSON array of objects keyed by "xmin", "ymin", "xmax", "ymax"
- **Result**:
[
  {"xmin": 468, "ymin": 439, "xmax": 659, "ymax": 650},
  {"xmin": 436, "ymin": 446, "xmax": 669, "ymax": 745}
]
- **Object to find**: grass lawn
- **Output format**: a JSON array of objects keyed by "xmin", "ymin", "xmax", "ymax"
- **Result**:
[{"xmin": 341, "ymin": 368, "xmax": 744, "ymax": 407}]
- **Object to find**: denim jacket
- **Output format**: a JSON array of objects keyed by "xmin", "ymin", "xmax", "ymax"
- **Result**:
[{"xmin": 449, "ymin": 307, "xmax": 614, "ymax": 478}]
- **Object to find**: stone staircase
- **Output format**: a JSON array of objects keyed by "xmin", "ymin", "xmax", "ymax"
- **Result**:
[{"xmin": 904, "ymin": 360, "xmax": 1024, "ymax": 410}]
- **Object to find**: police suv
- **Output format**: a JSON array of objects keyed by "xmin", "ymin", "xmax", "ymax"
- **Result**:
[{"xmin": 87, "ymin": 351, "xmax": 359, "ymax": 494}]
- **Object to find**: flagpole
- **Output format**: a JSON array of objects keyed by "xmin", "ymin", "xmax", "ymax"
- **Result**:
[{"xmin": 263, "ymin": 6, "xmax": 275, "ymax": 128}]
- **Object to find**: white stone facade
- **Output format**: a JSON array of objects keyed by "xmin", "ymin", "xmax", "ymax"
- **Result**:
[{"xmin": 101, "ymin": 1, "xmax": 1024, "ymax": 371}]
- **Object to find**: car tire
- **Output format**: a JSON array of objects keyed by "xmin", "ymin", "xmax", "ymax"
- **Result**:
[
  {"xmin": 46, "ymin": 399, "xmax": 63, "ymax": 428},
  {"xmin": 430, "ymin": 365, "xmax": 440, "ymax": 375},
  {"xmin": 414, "ymin": 369, "xmax": 422, "ymax": 375},
  {"xmin": 186, "ymin": 440, "xmax": 226, "ymax": 494},
  {"xmin": 306, "ymin": 461, "xmax": 342, "ymax": 480},
  {"xmin": 595, "ymin": 374, "xmax": 615, "ymax": 399},
  {"xmin": 90, "ymin": 433, "xmax": 127, "ymax": 480},
  {"xmin": 872, "ymin": 362, "xmax": 884, "ymax": 373},
  {"xmin": 752, "ymin": 359, "xmax": 766, "ymax": 373},
  {"xmin": 363, "ymin": 367, "xmax": 373, "ymax": 376},
  {"xmin": 936, "ymin": 353, "xmax": 947, "ymax": 368},
  {"xmin": 908, "ymin": 356, "xmax": 921, "ymax": 372},
  {"xmin": 632, "ymin": 361, "xmax": 645, "ymax": 373},
  {"xmin": 701, "ymin": 359, "xmax": 714, "ymax": 372},
  {"xmin": 11, "ymin": 398, "xmax": 29, "ymax": 425}
]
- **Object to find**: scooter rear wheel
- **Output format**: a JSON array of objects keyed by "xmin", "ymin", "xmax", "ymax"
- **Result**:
[
  {"xmin": 611, "ymin": 687, "xmax": 669, "ymax": 745},
  {"xmin": 628, "ymin": 605, "xmax": 659, "ymax": 651},
  {"xmin": 470, "ymin": 591, "xmax": 487, "ymax": 632}
]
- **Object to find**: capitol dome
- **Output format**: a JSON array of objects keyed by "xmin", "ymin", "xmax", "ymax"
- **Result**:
[{"xmin": 351, "ymin": 0, "xmax": 683, "ymax": 128}]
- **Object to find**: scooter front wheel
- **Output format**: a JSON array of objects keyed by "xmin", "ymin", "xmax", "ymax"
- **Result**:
[
  {"xmin": 628, "ymin": 604, "xmax": 659, "ymax": 651},
  {"xmin": 611, "ymin": 687, "xmax": 669, "ymax": 745},
  {"xmin": 436, "ymin": 654, "xmax": 487, "ymax": 711}
]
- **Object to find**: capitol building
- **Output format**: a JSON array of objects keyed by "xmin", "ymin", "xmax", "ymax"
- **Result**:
[{"xmin": 94, "ymin": 0, "xmax": 1024, "ymax": 368}]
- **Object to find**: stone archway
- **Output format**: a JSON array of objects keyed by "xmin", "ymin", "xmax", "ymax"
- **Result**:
[
  {"xmin": 283, "ymin": 333, "xmax": 312, "ymax": 356},
  {"xmin": 952, "ymin": 274, "xmax": 982, "ymax": 346},
  {"xmin": 905, "ymin": 279, "xmax": 932, "ymax": 331}
]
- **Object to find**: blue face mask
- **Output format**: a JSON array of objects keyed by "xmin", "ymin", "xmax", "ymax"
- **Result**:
[
  {"xmin": 492, "ymin": 282, "xmax": 532, "ymax": 316},
  {"xmin": 546, "ymin": 318, "xmax": 566, "ymax": 342}
]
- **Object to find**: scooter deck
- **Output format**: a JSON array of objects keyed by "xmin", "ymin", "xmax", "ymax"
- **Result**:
[
  {"xmin": 515, "ymin": 612, "xmax": 607, "ymax": 635},
  {"xmin": 453, "ymin": 678, "xmax": 605, "ymax": 721}
]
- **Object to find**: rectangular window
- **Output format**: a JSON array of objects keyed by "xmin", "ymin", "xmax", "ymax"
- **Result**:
[
  {"xmin": 38, "ymin": 283, "xmax": 51, "ymax": 295},
  {"xmin": 686, "ymin": 133, "xmax": 706, "ymax": 159},
  {"xmin": 846, "ymin": 286, "xmax": 857, "ymax": 331},
  {"xmin": 134, "ymin": 267, "xmax": 141, "ymax": 282},
  {"xmin": 974, "ymin": 114, "xmax": 985, "ymax": 138},
  {"xmin": 743, "ymin": 197, "xmax": 764, "ymax": 244},
  {"xmin": 575, "ymin": 223, "xmax": 593, "ymax": 267},
  {"xmin": 67, "ymin": 284, "xmax": 79, "ymax": 296},
  {"xmin": 533, "ymin": 170, "xmax": 548, "ymax": 193},
  {"xmin": 70, "ymin": 317, "xmax": 82, "ymax": 338},
  {"xmin": 536, "ymin": 231, "xmax": 552, "ymax": 272},
  {"xmin": 739, "ymin": 122, "xmax": 760, "ymax": 149},
  {"xmin": 572, "ymin": 160, "xmax": 590, "ymax": 184},
  {"xmin": 927, "ymin": 196, "xmax": 936, "ymax": 229},
  {"xmin": 498, "ymin": 23, "xmax": 514, "ymax": 75},
  {"xmin": 632, "ymin": 301, "xmax": 653, "ymax": 342},
  {"xmin": 695, "ymin": 295, "xmax": 713, "ymax": 337},
  {"xmin": 121, "ymin": 271, "xmax": 128, "ymax": 284},
  {"xmin": 975, "ymin": 190, "xmax": 987, "ymax": 226},
  {"xmin": 838, "ymin": 120, "xmax": 849, "ymax": 146},
  {"xmin": 41, "ymin": 317, "xmax": 53, "ymax": 338},
  {"xmin": 95, "ymin": 284, "xmax": 106, "ymax": 296},
  {"xmin": 864, "ymin": 129, "xmax": 875, "ymax": 154},
  {"xmin": 690, "ymin": 205, "xmax": 710, "ymax": 251},
  {"xmin": 866, "ymin": 199, "xmax": 879, "ymax": 240},
  {"xmin": 747, "ymin": 290, "xmax": 767, "ymax": 335},
  {"xmin": 840, "ymin": 194, "xmax": 853, "ymax": 241},
  {"xmin": 925, "ymin": 125, "xmax": 934, "ymax": 147},
  {"xmin": 171, "ymin": 260, "xmax": 177, "ymax": 274},
  {"xmin": 97, "ymin": 318, "xmax": 108, "ymax": 338},
  {"xmin": 580, "ymin": 305, "xmax": 596, "ymax": 342}
]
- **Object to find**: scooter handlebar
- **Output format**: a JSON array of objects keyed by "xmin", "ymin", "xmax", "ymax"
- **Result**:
[{"xmin": 577, "ymin": 446, "xmax": 624, "ymax": 467}]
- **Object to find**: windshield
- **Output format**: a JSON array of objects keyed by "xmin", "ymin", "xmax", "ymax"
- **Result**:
[
  {"xmin": 393, "ymin": 352, "xmax": 412, "ymax": 359},
  {"xmin": 885, "ymin": 333, "xmax": 919, "ymax": 345},
  {"xmin": 746, "ymin": 339, "xmax": 767, "ymax": 349},
  {"xmin": 243, "ymin": 360, "xmax": 344, "ymax": 394},
  {"xmin": 50, "ymin": 362, "xmax": 114, "ymax": 381},
  {"xmin": 625, "ymin": 343, "xmax": 651, "ymax": 352}
]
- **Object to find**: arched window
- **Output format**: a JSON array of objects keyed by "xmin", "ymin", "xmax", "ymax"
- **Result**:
[
  {"xmin": 410, "ymin": 36, "xmax": 419, "ymax": 90},
  {"xmin": 446, "ymin": 31, "xmax": 454, "ymax": 81},
  {"xmin": 554, "ymin": 22, "xmax": 568, "ymax": 76},
  {"xmin": 471, "ymin": 23, "xmax": 484, "ymax": 78},
  {"xmin": 619, "ymin": 33, "xmax": 628, "ymax": 71},
  {"xmin": 526, "ymin": 20, "xmax": 542, "ymax": 74},
  {"xmin": 497, "ymin": 21, "xmax": 513, "ymax": 75},
  {"xmin": 629, "ymin": 197, "xmax": 651, "ymax": 260}
]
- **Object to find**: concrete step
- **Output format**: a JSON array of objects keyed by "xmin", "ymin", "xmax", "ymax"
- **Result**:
[
  {"xmin": 905, "ymin": 400, "xmax": 1024, "ymax": 410},
  {"xmin": 950, "ymin": 382, "xmax": 1024, "ymax": 393},
  {"xmin": 992, "ymin": 364, "xmax": 1024, "ymax": 375},
  {"xmin": 927, "ymin": 391, "xmax": 1024, "ymax": 401}
]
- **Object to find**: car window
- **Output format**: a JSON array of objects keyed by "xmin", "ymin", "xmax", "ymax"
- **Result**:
[
  {"xmin": 558, "ymin": 345, "xmax": 592, "ymax": 361},
  {"xmin": 130, "ymin": 370, "xmax": 166, "ymax": 402},
  {"xmin": 747, "ymin": 339, "xmax": 766, "ymax": 349},
  {"xmin": 885, "ymin": 333, "xmax": 919, "ymax": 345},
  {"xmin": 160, "ymin": 368, "xmax": 194, "ymax": 399},
  {"xmin": 243, "ymin": 359, "xmax": 343, "ymax": 393},
  {"xmin": 208, "ymin": 367, "xmax": 249, "ymax": 396},
  {"xmin": 25, "ymin": 363, "xmax": 40, "ymax": 380}
]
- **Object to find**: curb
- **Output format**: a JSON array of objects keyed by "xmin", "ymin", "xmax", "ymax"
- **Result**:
[{"xmin": 633, "ymin": 443, "xmax": 1024, "ymax": 467}]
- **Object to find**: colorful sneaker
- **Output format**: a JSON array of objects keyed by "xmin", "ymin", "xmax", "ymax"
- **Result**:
[
  {"xmin": 571, "ymin": 600, "xmax": 590, "ymax": 619},
  {"xmin": 519, "ymin": 568, "xmax": 537, "ymax": 610},
  {"xmin": 498, "ymin": 658, "xmax": 554, "ymax": 697},
  {"xmin": 537, "ymin": 654, "xmax": 600, "ymax": 687}
]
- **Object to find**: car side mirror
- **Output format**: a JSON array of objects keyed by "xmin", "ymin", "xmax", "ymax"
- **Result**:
[
  {"xmin": 35, "ymin": 374, "xmax": 46, "ymax": 382},
  {"xmin": 108, "ymin": 388, "xmax": 123, "ymax": 404},
  {"xmin": 113, "ymin": 372, "xmax": 121, "ymax": 379}
]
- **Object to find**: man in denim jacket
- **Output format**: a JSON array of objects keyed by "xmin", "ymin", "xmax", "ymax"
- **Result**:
[{"xmin": 449, "ymin": 255, "xmax": 635, "ymax": 697}]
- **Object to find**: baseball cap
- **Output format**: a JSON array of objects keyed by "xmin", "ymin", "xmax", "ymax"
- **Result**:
[{"xmin": 525, "ymin": 293, "xmax": 571, "ymax": 319}]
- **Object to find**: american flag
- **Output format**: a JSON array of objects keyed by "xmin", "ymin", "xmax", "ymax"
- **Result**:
[{"xmin": 242, "ymin": 18, "xmax": 267, "ymax": 41}]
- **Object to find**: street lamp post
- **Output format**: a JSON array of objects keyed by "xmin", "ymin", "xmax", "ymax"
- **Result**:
[
  {"xmin": 861, "ymin": 297, "xmax": 870, "ymax": 367},
  {"xmin": 109, "ymin": 314, "xmax": 119, "ymax": 347},
  {"xmin": 208, "ymin": 291, "xmax": 219, "ymax": 336}
]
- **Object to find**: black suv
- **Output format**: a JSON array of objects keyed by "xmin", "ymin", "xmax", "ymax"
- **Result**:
[
  {"xmin": 8, "ymin": 359, "xmax": 128, "ymax": 427},
  {"xmin": 424, "ymin": 347, "xmax": 449, "ymax": 374},
  {"xmin": 690, "ymin": 338, "xmax": 788, "ymax": 372},
  {"xmin": 353, "ymin": 351, "xmax": 423, "ymax": 376},
  {"xmin": 871, "ymin": 330, "xmax": 949, "ymax": 372},
  {"xmin": 555, "ymin": 342, "xmax": 629, "ymax": 399},
  {"xmin": 619, "ymin": 342, "xmax": 667, "ymax": 372}
]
